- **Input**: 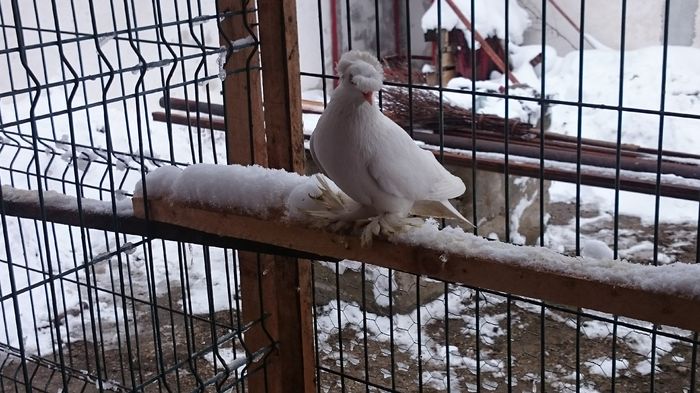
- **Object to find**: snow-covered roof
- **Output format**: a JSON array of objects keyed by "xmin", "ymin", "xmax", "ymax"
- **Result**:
[{"xmin": 421, "ymin": 0, "xmax": 531, "ymax": 48}]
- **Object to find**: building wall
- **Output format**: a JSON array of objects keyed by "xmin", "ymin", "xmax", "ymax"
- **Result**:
[
  {"xmin": 694, "ymin": 4, "xmax": 700, "ymax": 47},
  {"xmin": 295, "ymin": 0, "xmax": 432, "ymax": 91},
  {"xmin": 295, "ymin": 0, "xmax": 700, "ymax": 92},
  {"xmin": 520, "ymin": 0, "xmax": 698, "ymax": 53},
  {"xmin": 296, "ymin": 1, "xmax": 333, "ymax": 91}
]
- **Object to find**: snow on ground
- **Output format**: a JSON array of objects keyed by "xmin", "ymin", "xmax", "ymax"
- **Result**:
[
  {"xmin": 421, "ymin": 44, "xmax": 700, "ymax": 225},
  {"xmin": 0, "ymin": 0, "xmax": 233, "ymax": 356},
  {"xmin": 544, "ymin": 46, "xmax": 700, "ymax": 224},
  {"xmin": 314, "ymin": 276, "xmax": 693, "ymax": 392},
  {"xmin": 546, "ymin": 46, "xmax": 700, "ymax": 152}
]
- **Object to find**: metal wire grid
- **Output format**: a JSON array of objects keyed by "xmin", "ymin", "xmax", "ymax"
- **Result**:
[
  {"xmin": 0, "ymin": 0, "xmax": 271, "ymax": 391},
  {"xmin": 1, "ymin": 0, "xmax": 699, "ymax": 393},
  {"xmin": 302, "ymin": 0, "xmax": 700, "ymax": 392},
  {"xmin": 312, "ymin": 264, "xmax": 700, "ymax": 392}
]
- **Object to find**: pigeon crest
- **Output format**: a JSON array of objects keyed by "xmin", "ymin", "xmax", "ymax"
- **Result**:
[{"xmin": 337, "ymin": 50, "xmax": 384, "ymax": 93}]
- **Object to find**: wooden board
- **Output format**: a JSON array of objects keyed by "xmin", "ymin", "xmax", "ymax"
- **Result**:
[
  {"xmin": 132, "ymin": 195, "xmax": 700, "ymax": 334},
  {"xmin": 217, "ymin": 1, "xmax": 314, "ymax": 391}
]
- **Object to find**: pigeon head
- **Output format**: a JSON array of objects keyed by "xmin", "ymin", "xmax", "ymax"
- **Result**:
[{"xmin": 337, "ymin": 50, "xmax": 383, "ymax": 104}]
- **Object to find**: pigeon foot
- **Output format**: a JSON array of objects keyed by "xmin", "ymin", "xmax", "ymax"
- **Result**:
[
  {"xmin": 303, "ymin": 174, "xmax": 358, "ymax": 225},
  {"xmin": 359, "ymin": 214, "xmax": 424, "ymax": 247}
]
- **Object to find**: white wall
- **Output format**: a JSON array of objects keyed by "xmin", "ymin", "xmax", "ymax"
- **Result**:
[
  {"xmin": 295, "ymin": 0, "xmax": 432, "ymax": 93},
  {"xmin": 520, "ymin": 0, "xmax": 698, "ymax": 53},
  {"xmin": 694, "ymin": 4, "xmax": 700, "ymax": 47},
  {"xmin": 296, "ymin": 0, "xmax": 333, "ymax": 91}
]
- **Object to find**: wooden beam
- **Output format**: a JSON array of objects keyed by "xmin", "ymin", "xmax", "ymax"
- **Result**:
[
  {"xmin": 132, "ymin": 195, "xmax": 700, "ymax": 334},
  {"xmin": 0, "ymin": 186, "xmax": 331, "ymax": 261},
  {"xmin": 217, "ymin": 1, "xmax": 315, "ymax": 392},
  {"xmin": 218, "ymin": 0, "xmax": 266, "ymax": 166},
  {"xmin": 217, "ymin": 2, "xmax": 272, "ymax": 392},
  {"xmin": 258, "ymin": 0, "xmax": 305, "ymax": 174},
  {"xmin": 257, "ymin": 1, "xmax": 315, "ymax": 391}
]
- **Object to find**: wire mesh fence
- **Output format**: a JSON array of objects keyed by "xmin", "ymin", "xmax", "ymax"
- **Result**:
[
  {"xmin": 0, "ymin": 0, "xmax": 699, "ymax": 392},
  {"xmin": 303, "ymin": 0, "xmax": 699, "ymax": 391},
  {"xmin": 0, "ymin": 0, "xmax": 267, "ymax": 391}
]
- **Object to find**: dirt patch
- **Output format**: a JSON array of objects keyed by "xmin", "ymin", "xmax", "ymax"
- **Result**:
[{"xmin": 2, "ymin": 303, "xmax": 246, "ymax": 392}]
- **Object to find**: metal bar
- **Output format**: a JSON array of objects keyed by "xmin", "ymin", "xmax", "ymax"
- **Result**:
[{"xmin": 151, "ymin": 111, "xmax": 700, "ymax": 201}]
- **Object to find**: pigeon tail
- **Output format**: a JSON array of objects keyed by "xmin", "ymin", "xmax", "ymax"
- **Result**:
[{"xmin": 411, "ymin": 200, "xmax": 476, "ymax": 228}]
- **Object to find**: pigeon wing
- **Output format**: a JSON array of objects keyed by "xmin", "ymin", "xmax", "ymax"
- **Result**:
[
  {"xmin": 309, "ymin": 131, "xmax": 329, "ymax": 176},
  {"xmin": 367, "ymin": 118, "xmax": 465, "ymax": 201}
]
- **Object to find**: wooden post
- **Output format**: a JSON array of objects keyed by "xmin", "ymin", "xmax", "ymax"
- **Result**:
[
  {"xmin": 258, "ymin": 0, "xmax": 305, "ymax": 172},
  {"xmin": 258, "ymin": 1, "xmax": 316, "ymax": 391},
  {"xmin": 219, "ymin": 0, "xmax": 315, "ymax": 392},
  {"xmin": 218, "ymin": 1, "xmax": 272, "ymax": 392},
  {"xmin": 219, "ymin": 0, "xmax": 266, "ymax": 166}
]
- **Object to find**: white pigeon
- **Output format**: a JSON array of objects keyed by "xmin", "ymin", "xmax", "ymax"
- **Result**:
[{"xmin": 309, "ymin": 50, "xmax": 474, "ymax": 242}]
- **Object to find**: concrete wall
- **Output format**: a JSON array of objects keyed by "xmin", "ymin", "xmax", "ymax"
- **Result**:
[
  {"xmin": 694, "ymin": 4, "xmax": 700, "ymax": 47},
  {"xmin": 295, "ymin": 0, "xmax": 432, "ymax": 92},
  {"xmin": 296, "ymin": 1, "xmax": 333, "ymax": 91},
  {"xmin": 520, "ymin": 0, "xmax": 699, "ymax": 53}
]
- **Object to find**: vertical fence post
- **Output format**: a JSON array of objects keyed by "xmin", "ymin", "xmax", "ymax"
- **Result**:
[
  {"xmin": 219, "ymin": 0, "xmax": 267, "ymax": 167},
  {"xmin": 218, "ymin": 1, "xmax": 271, "ymax": 392},
  {"xmin": 219, "ymin": 0, "xmax": 315, "ymax": 392},
  {"xmin": 257, "ymin": 1, "xmax": 316, "ymax": 392}
]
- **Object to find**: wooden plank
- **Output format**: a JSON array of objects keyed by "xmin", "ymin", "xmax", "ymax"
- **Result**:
[
  {"xmin": 218, "ymin": 2, "xmax": 315, "ymax": 392},
  {"xmin": 0, "ymin": 186, "xmax": 329, "ymax": 260},
  {"xmin": 218, "ymin": 2, "xmax": 271, "ymax": 392},
  {"xmin": 258, "ymin": 0, "xmax": 305, "ymax": 174},
  {"xmin": 218, "ymin": 0, "xmax": 266, "ymax": 166},
  {"xmin": 257, "ymin": 1, "xmax": 315, "ymax": 391},
  {"xmin": 443, "ymin": 0, "xmax": 520, "ymax": 84},
  {"xmin": 133, "ymin": 195, "xmax": 700, "ymax": 334}
]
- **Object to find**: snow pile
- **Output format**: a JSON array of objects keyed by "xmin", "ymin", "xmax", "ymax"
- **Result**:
[
  {"xmin": 547, "ymin": 46, "xmax": 700, "ymax": 153},
  {"xmin": 134, "ymin": 163, "xmax": 306, "ymax": 217},
  {"xmin": 434, "ymin": 44, "xmax": 700, "ymax": 224},
  {"xmin": 444, "ymin": 77, "xmax": 543, "ymax": 124},
  {"xmin": 421, "ymin": 0, "xmax": 531, "ymax": 48},
  {"xmin": 395, "ymin": 219, "xmax": 700, "ymax": 299},
  {"xmin": 135, "ymin": 163, "xmax": 362, "ymax": 224},
  {"xmin": 544, "ymin": 46, "xmax": 700, "ymax": 223}
]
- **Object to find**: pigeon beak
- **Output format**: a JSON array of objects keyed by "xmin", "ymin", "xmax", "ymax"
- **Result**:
[{"xmin": 363, "ymin": 92, "xmax": 373, "ymax": 105}]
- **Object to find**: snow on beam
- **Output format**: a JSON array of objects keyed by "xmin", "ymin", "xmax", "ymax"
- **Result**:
[
  {"xmin": 0, "ymin": 185, "xmax": 327, "ymax": 260},
  {"xmin": 132, "ymin": 164, "xmax": 700, "ymax": 333}
]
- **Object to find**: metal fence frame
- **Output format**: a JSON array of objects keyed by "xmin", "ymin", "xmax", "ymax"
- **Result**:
[{"xmin": 1, "ymin": 0, "xmax": 699, "ymax": 392}]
